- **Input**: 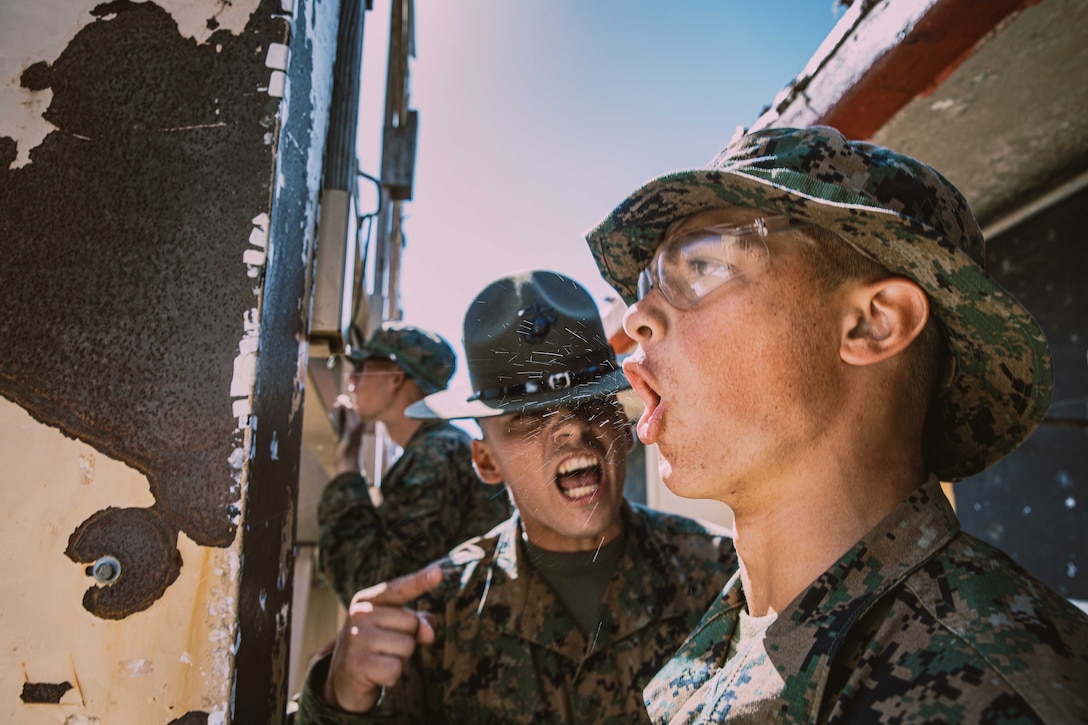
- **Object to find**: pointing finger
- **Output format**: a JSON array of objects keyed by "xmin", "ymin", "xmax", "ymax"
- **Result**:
[{"xmin": 352, "ymin": 564, "xmax": 443, "ymax": 608}]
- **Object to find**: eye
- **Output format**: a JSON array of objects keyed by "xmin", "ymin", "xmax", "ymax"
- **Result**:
[
  {"xmin": 688, "ymin": 256, "xmax": 735, "ymax": 279},
  {"xmin": 680, "ymin": 250, "xmax": 739, "ymax": 300},
  {"xmin": 504, "ymin": 413, "xmax": 547, "ymax": 435}
]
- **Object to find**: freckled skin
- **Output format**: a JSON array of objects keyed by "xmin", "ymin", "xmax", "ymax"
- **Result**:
[{"xmin": 626, "ymin": 211, "xmax": 845, "ymax": 507}]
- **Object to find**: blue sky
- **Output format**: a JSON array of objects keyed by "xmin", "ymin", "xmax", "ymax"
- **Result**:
[{"xmin": 357, "ymin": 1, "xmax": 844, "ymax": 393}]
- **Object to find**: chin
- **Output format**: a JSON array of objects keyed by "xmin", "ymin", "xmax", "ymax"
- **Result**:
[{"xmin": 660, "ymin": 466, "xmax": 715, "ymax": 502}]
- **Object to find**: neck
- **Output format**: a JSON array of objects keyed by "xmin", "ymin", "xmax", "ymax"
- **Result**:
[
  {"xmin": 521, "ymin": 515, "xmax": 626, "ymax": 553},
  {"xmin": 381, "ymin": 413, "xmax": 424, "ymax": 448},
  {"xmin": 732, "ymin": 423, "xmax": 927, "ymax": 616},
  {"xmin": 731, "ymin": 362, "xmax": 935, "ymax": 615}
]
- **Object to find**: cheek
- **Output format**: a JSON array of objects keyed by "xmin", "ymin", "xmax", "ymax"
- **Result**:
[{"xmin": 670, "ymin": 297, "xmax": 811, "ymax": 421}]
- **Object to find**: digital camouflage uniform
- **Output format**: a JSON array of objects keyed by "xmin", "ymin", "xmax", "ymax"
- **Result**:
[
  {"xmin": 298, "ymin": 501, "xmax": 737, "ymax": 724},
  {"xmin": 317, "ymin": 419, "xmax": 510, "ymax": 605},
  {"xmin": 320, "ymin": 321, "xmax": 511, "ymax": 604},
  {"xmin": 643, "ymin": 477, "xmax": 1088, "ymax": 723},
  {"xmin": 584, "ymin": 126, "xmax": 1088, "ymax": 721}
]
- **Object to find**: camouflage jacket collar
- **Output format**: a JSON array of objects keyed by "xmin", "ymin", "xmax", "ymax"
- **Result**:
[
  {"xmin": 489, "ymin": 501, "xmax": 712, "ymax": 662},
  {"xmin": 646, "ymin": 477, "xmax": 958, "ymax": 721},
  {"xmin": 768, "ymin": 476, "xmax": 958, "ymax": 719}
]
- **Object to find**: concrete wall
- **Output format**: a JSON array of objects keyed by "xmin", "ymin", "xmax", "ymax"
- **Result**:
[{"xmin": 0, "ymin": 0, "xmax": 338, "ymax": 721}]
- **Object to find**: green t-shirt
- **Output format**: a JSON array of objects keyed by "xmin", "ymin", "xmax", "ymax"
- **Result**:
[{"xmin": 524, "ymin": 529, "xmax": 627, "ymax": 635}]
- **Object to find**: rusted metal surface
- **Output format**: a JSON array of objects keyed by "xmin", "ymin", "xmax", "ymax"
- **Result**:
[
  {"xmin": 19, "ymin": 682, "xmax": 72, "ymax": 704},
  {"xmin": 0, "ymin": 0, "xmax": 287, "ymax": 618},
  {"xmin": 166, "ymin": 713, "xmax": 210, "ymax": 725},
  {"xmin": 65, "ymin": 505, "xmax": 183, "ymax": 619}
]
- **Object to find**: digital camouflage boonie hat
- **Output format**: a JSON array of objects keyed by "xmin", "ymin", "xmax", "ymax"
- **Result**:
[
  {"xmin": 585, "ymin": 125, "xmax": 1053, "ymax": 481},
  {"xmin": 345, "ymin": 321, "xmax": 456, "ymax": 395},
  {"xmin": 406, "ymin": 270, "xmax": 630, "ymax": 420}
]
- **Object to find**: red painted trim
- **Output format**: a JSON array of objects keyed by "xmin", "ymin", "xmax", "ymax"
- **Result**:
[{"xmin": 819, "ymin": 0, "xmax": 1042, "ymax": 139}]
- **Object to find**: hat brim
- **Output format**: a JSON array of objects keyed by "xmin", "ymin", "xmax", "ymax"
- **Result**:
[
  {"xmin": 586, "ymin": 168, "xmax": 1053, "ymax": 481},
  {"xmin": 342, "ymin": 344, "xmax": 378, "ymax": 362},
  {"xmin": 342, "ymin": 344, "xmax": 445, "ymax": 395},
  {"xmin": 406, "ymin": 368, "xmax": 632, "ymax": 421}
]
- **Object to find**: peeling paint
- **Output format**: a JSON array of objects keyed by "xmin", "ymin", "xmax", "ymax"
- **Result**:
[
  {"xmin": 64, "ymin": 715, "xmax": 101, "ymax": 725},
  {"xmin": 78, "ymin": 453, "xmax": 95, "ymax": 485},
  {"xmin": 0, "ymin": 1, "xmax": 80, "ymax": 167},
  {"xmin": 0, "ymin": 0, "xmax": 300, "ymax": 718},
  {"xmin": 0, "ymin": 0, "xmax": 264, "ymax": 167},
  {"xmin": 232, "ymin": 305, "xmax": 262, "ymax": 424},
  {"xmin": 265, "ymin": 42, "xmax": 289, "ymax": 70},
  {"xmin": 269, "ymin": 70, "xmax": 287, "ymax": 98},
  {"xmin": 243, "ymin": 248, "xmax": 267, "ymax": 267},
  {"xmin": 20, "ymin": 680, "xmax": 72, "ymax": 703},
  {"xmin": 158, "ymin": 0, "xmax": 262, "ymax": 44},
  {"xmin": 121, "ymin": 659, "xmax": 153, "ymax": 678}
]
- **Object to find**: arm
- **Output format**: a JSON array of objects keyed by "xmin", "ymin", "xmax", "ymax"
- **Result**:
[
  {"xmin": 318, "ymin": 425, "xmax": 506, "ymax": 604},
  {"xmin": 294, "ymin": 566, "xmax": 443, "ymax": 724}
]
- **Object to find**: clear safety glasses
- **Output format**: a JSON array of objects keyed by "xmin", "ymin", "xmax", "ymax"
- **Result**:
[{"xmin": 636, "ymin": 216, "xmax": 813, "ymax": 309}]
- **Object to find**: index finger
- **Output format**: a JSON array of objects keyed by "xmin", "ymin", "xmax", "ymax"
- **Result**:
[{"xmin": 353, "ymin": 564, "xmax": 443, "ymax": 608}]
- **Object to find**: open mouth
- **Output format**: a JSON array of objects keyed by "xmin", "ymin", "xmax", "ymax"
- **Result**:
[
  {"xmin": 555, "ymin": 454, "xmax": 602, "ymax": 500},
  {"xmin": 622, "ymin": 359, "xmax": 662, "ymax": 445}
]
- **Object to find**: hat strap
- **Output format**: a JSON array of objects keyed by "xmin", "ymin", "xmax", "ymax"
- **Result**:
[{"xmin": 469, "ymin": 362, "xmax": 615, "ymax": 402}]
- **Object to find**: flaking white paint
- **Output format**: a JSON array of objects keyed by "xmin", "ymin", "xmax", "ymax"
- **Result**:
[
  {"xmin": 231, "ymin": 304, "xmax": 261, "ymax": 423},
  {"xmin": 0, "ymin": 0, "xmax": 90, "ymax": 167},
  {"xmin": 0, "ymin": 0, "xmax": 261, "ymax": 167},
  {"xmin": 157, "ymin": 0, "xmax": 262, "ymax": 44}
]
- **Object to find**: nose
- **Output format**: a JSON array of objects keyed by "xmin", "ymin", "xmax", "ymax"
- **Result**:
[
  {"xmin": 623, "ymin": 295, "xmax": 666, "ymax": 345},
  {"xmin": 549, "ymin": 407, "xmax": 593, "ymax": 446}
]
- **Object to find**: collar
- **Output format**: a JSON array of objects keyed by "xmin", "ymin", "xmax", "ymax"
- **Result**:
[
  {"xmin": 768, "ymin": 476, "xmax": 959, "ymax": 719},
  {"xmin": 483, "ymin": 501, "xmax": 707, "ymax": 661},
  {"xmin": 645, "ymin": 476, "xmax": 958, "ymax": 721}
]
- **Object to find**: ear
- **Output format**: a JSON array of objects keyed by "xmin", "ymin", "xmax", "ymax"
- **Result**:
[
  {"xmin": 471, "ymin": 438, "xmax": 505, "ymax": 485},
  {"xmin": 840, "ymin": 277, "xmax": 929, "ymax": 366}
]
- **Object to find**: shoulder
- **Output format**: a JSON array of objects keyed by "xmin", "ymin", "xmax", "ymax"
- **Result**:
[
  {"xmin": 414, "ymin": 420, "xmax": 471, "ymax": 446},
  {"xmin": 617, "ymin": 504, "xmax": 735, "ymax": 623},
  {"xmin": 627, "ymin": 503, "xmax": 737, "ymax": 581},
  {"xmin": 630, "ymin": 503, "xmax": 733, "ymax": 545},
  {"xmin": 872, "ymin": 531, "xmax": 1088, "ymax": 720},
  {"xmin": 906, "ymin": 531, "xmax": 1088, "ymax": 646},
  {"xmin": 403, "ymin": 421, "xmax": 473, "ymax": 461}
]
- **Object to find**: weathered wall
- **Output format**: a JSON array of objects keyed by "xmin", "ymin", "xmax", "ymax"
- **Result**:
[
  {"xmin": 0, "ymin": 0, "xmax": 337, "ymax": 721},
  {"xmin": 955, "ymin": 188, "xmax": 1088, "ymax": 600}
]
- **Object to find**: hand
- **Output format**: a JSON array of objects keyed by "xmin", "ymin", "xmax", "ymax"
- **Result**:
[
  {"xmin": 334, "ymin": 394, "xmax": 365, "ymax": 475},
  {"xmin": 323, "ymin": 565, "xmax": 443, "ymax": 712}
]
